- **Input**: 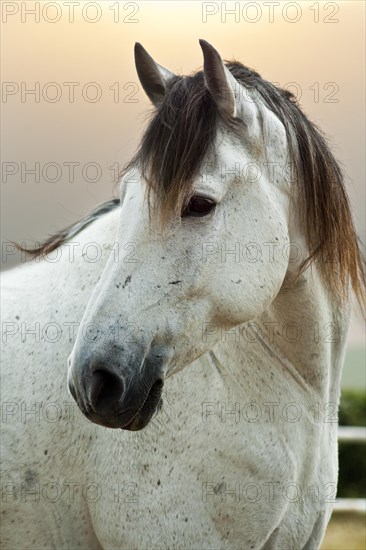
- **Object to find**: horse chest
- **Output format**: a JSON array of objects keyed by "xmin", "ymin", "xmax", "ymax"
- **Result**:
[{"xmin": 82, "ymin": 367, "xmax": 301, "ymax": 549}]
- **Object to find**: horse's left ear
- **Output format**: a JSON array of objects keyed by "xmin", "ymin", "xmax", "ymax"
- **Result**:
[
  {"xmin": 134, "ymin": 43, "xmax": 174, "ymax": 105},
  {"xmin": 199, "ymin": 39, "xmax": 255, "ymax": 124}
]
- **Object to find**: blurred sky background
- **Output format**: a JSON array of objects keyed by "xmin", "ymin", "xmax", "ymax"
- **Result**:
[{"xmin": 1, "ymin": 1, "xmax": 365, "ymax": 385}]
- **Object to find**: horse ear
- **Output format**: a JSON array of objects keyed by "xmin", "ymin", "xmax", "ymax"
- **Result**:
[
  {"xmin": 199, "ymin": 39, "xmax": 254, "ymax": 124},
  {"xmin": 134, "ymin": 43, "xmax": 174, "ymax": 105}
]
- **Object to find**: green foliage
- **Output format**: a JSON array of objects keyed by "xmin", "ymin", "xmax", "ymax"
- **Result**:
[
  {"xmin": 337, "ymin": 389, "xmax": 366, "ymax": 498},
  {"xmin": 339, "ymin": 389, "xmax": 366, "ymax": 427}
]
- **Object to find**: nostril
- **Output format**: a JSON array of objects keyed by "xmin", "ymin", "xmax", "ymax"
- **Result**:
[{"xmin": 89, "ymin": 369, "xmax": 124, "ymax": 412}]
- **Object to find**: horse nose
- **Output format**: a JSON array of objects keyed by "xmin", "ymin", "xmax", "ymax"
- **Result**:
[
  {"xmin": 69, "ymin": 352, "xmax": 165, "ymax": 429},
  {"xmin": 88, "ymin": 369, "xmax": 125, "ymax": 413}
]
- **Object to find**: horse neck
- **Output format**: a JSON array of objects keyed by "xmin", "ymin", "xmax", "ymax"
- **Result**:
[
  {"xmin": 254, "ymin": 212, "xmax": 351, "ymax": 403},
  {"xmin": 208, "ymin": 201, "xmax": 350, "ymax": 407}
]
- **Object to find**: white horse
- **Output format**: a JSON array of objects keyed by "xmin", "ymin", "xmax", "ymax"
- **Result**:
[{"xmin": 1, "ymin": 40, "xmax": 365, "ymax": 549}]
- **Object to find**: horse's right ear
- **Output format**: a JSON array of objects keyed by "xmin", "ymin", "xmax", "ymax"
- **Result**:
[{"xmin": 134, "ymin": 43, "xmax": 174, "ymax": 105}]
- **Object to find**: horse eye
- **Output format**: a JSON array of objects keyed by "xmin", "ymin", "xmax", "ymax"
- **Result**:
[{"xmin": 181, "ymin": 196, "xmax": 216, "ymax": 218}]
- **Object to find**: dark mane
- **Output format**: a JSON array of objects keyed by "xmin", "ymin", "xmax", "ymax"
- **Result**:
[
  {"xmin": 122, "ymin": 61, "xmax": 365, "ymax": 308},
  {"xmin": 21, "ymin": 61, "xmax": 365, "ymax": 307},
  {"xmin": 129, "ymin": 72, "xmax": 220, "ymax": 216},
  {"xmin": 17, "ymin": 199, "xmax": 120, "ymax": 256}
]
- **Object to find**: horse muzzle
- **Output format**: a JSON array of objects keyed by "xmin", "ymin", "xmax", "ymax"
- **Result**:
[{"xmin": 68, "ymin": 353, "xmax": 164, "ymax": 430}]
